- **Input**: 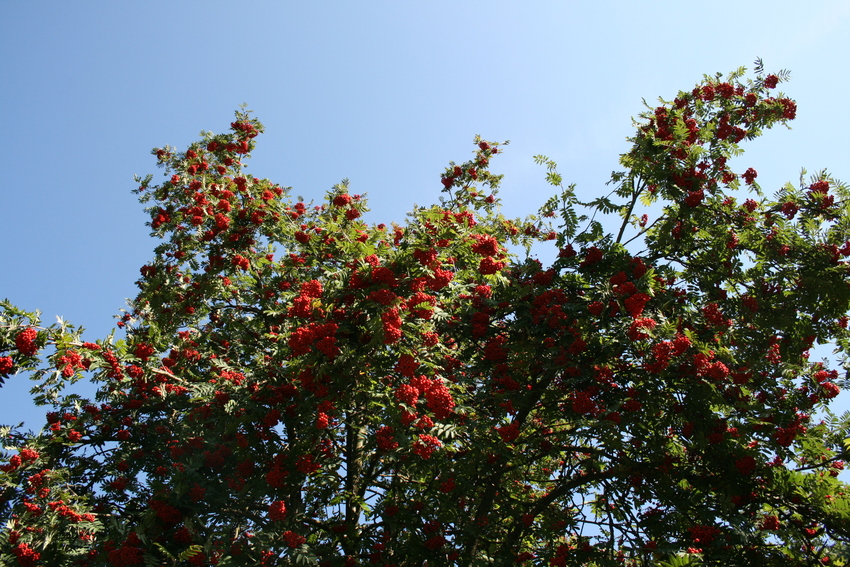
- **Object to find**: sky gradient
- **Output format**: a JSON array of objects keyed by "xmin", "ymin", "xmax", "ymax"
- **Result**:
[{"xmin": 2, "ymin": 1, "xmax": 849, "ymax": 431}]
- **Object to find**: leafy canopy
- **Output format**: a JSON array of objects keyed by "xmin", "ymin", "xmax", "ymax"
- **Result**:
[{"xmin": 2, "ymin": 62, "xmax": 850, "ymax": 567}]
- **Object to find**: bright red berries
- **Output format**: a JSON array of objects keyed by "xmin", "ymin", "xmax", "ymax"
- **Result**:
[
  {"xmin": 809, "ymin": 180, "xmax": 829, "ymax": 194},
  {"xmin": 300, "ymin": 280, "xmax": 323, "ymax": 298},
  {"xmin": 316, "ymin": 412, "xmax": 330, "ymax": 429},
  {"xmin": 267, "ymin": 500, "xmax": 287, "ymax": 521},
  {"xmin": 413, "ymin": 248, "xmax": 438, "ymax": 266},
  {"xmin": 394, "ymin": 383, "xmax": 419, "ymax": 406},
  {"xmin": 12, "ymin": 543, "xmax": 41, "ymax": 567},
  {"xmin": 381, "ymin": 308, "xmax": 403, "ymax": 344},
  {"xmin": 717, "ymin": 82, "xmax": 735, "ymax": 99},
  {"xmin": 133, "ymin": 343, "xmax": 155, "ymax": 361},
  {"xmin": 627, "ymin": 317, "xmax": 656, "ymax": 341},
  {"xmin": 496, "ymin": 421, "xmax": 520, "ymax": 443},
  {"xmin": 395, "ymin": 354, "xmax": 418, "ymax": 377},
  {"xmin": 333, "ymin": 193, "xmax": 352, "ymax": 207},
  {"xmin": 423, "ymin": 378, "xmax": 455, "ymax": 419},
  {"xmin": 470, "ymin": 234, "xmax": 500, "ymax": 256},
  {"xmin": 822, "ymin": 381, "xmax": 840, "ymax": 399},
  {"xmin": 479, "ymin": 257, "xmax": 505, "ymax": 275},
  {"xmin": 412, "ymin": 434, "xmax": 442, "ymax": 459},
  {"xmin": 345, "ymin": 208, "xmax": 361, "ymax": 220},
  {"xmin": 624, "ymin": 293, "xmax": 650, "ymax": 318},
  {"xmin": 15, "ymin": 328, "xmax": 38, "ymax": 356},
  {"xmin": 20, "ymin": 447, "xmax": 40, "ymax": 463},
  {"xmin": 581, "ymin": 246, "xmax": 603, "ymax": 267},
  {"xmin": 779, "ymin": 98, "xmax": 797, "ymax": 120},
  {"xmin": 683, "ymin": 189, "xmax": 704, "ymax": 207},
  {"xmin": 702, "ymin": 303, "xmax": 730, "ymax": 328},
  {"xmin": 588, "ymin": 301, "xmax": 605, "ymax": 316},
  {"xmin": 283, "ymin": 530, "xmax": 306, "ymax": 548},
  {"xmin": 571, "ymin": 390, "xmax": 597, "ymax": 415},
  {"xmin": 2, "ymin": 79, "xmax": 841, "ymax": 563},
  {"xmin": 232, "ymin": 255, "xmax": 250, "ymax": 270},
  {"xmin": 288, "ymin": 322, "xmax": 339, "ymax": 358},
  {"xmin": 376, "ymin": 426, "xmax": 398, "ymax": 451},
  {"xmin": 760, "ymin": 515, "xmax": 780, "ymax": 531}
]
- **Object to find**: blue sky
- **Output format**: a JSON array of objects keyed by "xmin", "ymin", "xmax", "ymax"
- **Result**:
[{"xmin": 2, "ymin": 1, "xmax": 850, "ymax": 431}]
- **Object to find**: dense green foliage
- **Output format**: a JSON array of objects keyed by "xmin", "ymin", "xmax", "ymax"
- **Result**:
[{"xmin": 2, "ymin": 63, "xmax": 850, "ymax": 566}]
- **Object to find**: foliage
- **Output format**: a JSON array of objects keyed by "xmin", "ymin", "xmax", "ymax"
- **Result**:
[{"xmin": 2, "ymin": 63, "xmax": 850, "ymax": 566}]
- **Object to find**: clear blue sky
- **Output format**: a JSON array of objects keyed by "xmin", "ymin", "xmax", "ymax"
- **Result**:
[{"xmin": 2, "ymin": 1, "xmax": 850, "ymax": 431}]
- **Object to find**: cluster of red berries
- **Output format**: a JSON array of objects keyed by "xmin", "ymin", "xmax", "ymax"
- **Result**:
[{"xmin": 15, "ymin": 328, "xmax": 38, "ymax": 356}]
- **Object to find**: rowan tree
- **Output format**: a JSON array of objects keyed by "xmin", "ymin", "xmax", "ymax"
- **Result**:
[{"xmin": 2, "ymin": 62, "xmax": 850, "ymax": 566}]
